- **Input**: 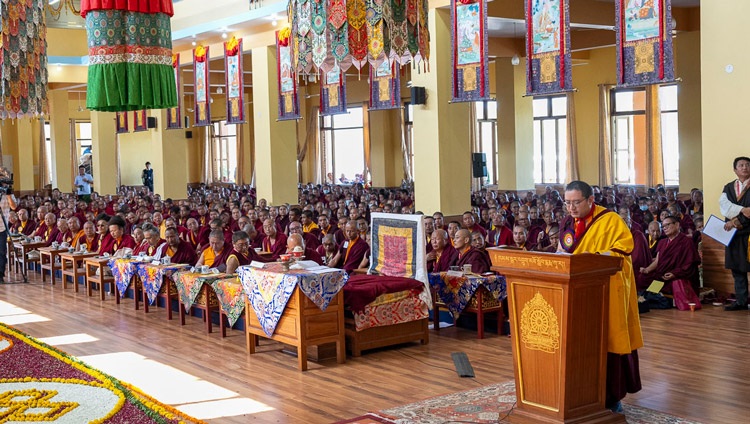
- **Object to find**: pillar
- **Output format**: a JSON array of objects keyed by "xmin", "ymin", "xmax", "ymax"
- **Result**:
[
  {"xmin": 495, "ymin": 59, "xmax": 521, "ymax": 189},
  {"xmin": 411, "ymin": 8, "xmax": 471, "ymax": 215},
  {"xmin": 15, "ymin": 119, "xmax": 35, "ymax": 193},
  {"xmin": 251, "ymin": 45, "xmax": 298, "ymax": 205},
  {"xmin": 49, "ymin": 90, "xmax": 73, "ymax": 192},
  {"xmin": 676, "ymin": 31, "xmax": 702, "ymax": 193},
  {"xmin": 512, "ymin": 58, "xmax": 535, "ymax": 190},
  {"xmin": 90, "ymin": 111, "xmax": 118, "ymax": 195},
  {"xmin": 151, "ymin": 109, "xmax": 190, "ymax": 199}
]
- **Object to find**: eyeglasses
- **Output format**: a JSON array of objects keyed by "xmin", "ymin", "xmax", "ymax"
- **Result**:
[{"xmin": 563, "ymin": 199, "xmax": 587, "ymax": 208}]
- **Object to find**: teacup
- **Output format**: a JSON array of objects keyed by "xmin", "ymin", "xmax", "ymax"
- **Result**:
[
  {"xmin": 280, "ymin": 254, "xmax": 292, "ymax": 262},
  {"xmin": 291, "ymin": 250, "xmax": 303, "ymax": 259},
  {"xmin": 51, "ymin": 242, "xmax": 59, "ymax": 249},
  {"xmin": 34, "ymin": 236, "xmax": 42, "ymax": 242},
  {"xmin": 161, "ymin": 257, "xmax": 171, "ymax": 265}
]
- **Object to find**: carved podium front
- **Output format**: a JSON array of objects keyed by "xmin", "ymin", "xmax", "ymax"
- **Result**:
[{"xmin": 488, "ymin": 248, "xmax": 626, "ymax": 424}]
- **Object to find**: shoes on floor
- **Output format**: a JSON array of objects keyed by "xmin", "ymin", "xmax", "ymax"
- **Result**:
[
  {"xmin": 608, "ymin": 401, "xmax": 623, "ymax": 413},
  {"xmin": 724, "ymin": 302, "xmax": 748, "ymax": 311}
]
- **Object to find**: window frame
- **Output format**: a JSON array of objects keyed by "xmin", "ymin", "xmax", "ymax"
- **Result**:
[
  {"xmin": 532, "ymin": 95, "xmax": 567, "ymax": 184},
  {"xmin": 475, "ymin": 100, "xmax": 498, "ymax": 185},
  {"xmin": 320, "ymin": 105, "xmax": 366, "ymax": 184}
]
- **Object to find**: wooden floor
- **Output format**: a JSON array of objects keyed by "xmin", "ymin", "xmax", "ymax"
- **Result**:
[{"xmin": 0, "ymin": 271, "xmax": 748, "ymax": 424}]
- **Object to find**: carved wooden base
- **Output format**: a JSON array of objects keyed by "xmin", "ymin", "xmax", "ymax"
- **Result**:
[{"xmin": 507, "ymin": 408, "xmax": 627, "ymax": 424}]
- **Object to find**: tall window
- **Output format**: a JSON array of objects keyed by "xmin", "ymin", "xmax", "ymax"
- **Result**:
[
  {"xmin": 475, "ymin": 100, "xmax": 498, "ymax": 185},
  {"xmin": 611, "ymin": 86, "xmax": 679, "ymax": 185},
  {"xmin": 532, "ymin": 95, "xmax": 567, "ymax": 184},
  {"xmin": 74, "ymin": 121, "xmax": 93, "ymax": 175},
  {"xmin": 211, "ymin": 121, "xmax": 238, "ymax": 183},
  {"xmin": 321, "ymin": 107, "xmax": 365, "ymax": 184}
]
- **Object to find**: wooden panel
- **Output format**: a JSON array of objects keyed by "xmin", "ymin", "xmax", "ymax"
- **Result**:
[{"xmin": 701, "ymin": 236, "xmax": 734, "ymax": 296}]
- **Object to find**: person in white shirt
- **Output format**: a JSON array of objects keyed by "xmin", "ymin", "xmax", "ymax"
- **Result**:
[{"xmin": 73, "ymin": 166, "xmax": 94, "ymax": 201}]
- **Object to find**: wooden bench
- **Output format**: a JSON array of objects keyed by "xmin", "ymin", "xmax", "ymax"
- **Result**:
[
  {"xmin": 39, "ymin": 247, "xmax": 68, "ymax": 285},
  {"xmin": 84, "ymin": 257, "xmax": 116, "ymax": 301},
  {"xmin": 60, "ymin": 252, "xmax": 96, "ymax": 292}
]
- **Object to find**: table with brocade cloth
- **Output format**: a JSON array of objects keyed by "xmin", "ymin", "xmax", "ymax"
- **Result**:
[
  {"xmin": 428, "ymin": 272, "xmax": 507, "ymax": 339},
  {"xmin": 136, "ymin": 263, "xmax": 191, "ymax": 320},
  {"xmin": 237, "ymin": 263, "xmax": 349, "ymax": 371},
  {"xmin": 171, "ymin": 270, "xmax": 226, "ymax": 334},
  {"xmin": 208, "ymin": 277, "xmax": 246, "ymax": 337},
  {"xmin": 108, "ymin": 258, "xmax": 150, "ymax": 309}
]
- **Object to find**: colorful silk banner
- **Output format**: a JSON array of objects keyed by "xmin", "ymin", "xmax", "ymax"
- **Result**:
[
  {"xmin": 525, "ymin": 0, "xmax": 573, "ymax": 96},
  {"xmin": 133, "ymin": 110, "xmax": 148, "ymax": 132},
  {"xmin": 167, "ymin": 53, "xmax": 182, "ymax": 129},
  {"xmin": 615, "ymin": 0, "xmax": 675, "ymax": 87},
  {"xmin": 193, "ymin": 45, "xmax": 211, "ymax": 127},
  {"xmin": 224, "ymin": 37, "xmax": 245, "ymax": 124},
  {"xmin": 451, "ymin": 0, "xmax": 490, "ymax": 102},
  {"xmin": 116, "ymin": 112, "xmax": 129, "ymax": 134},
  {"xmin": 320, "ymin": 66, "xmax": 347, "ymax": 116},
  {"xmin": 369, "ymin": 59, "xmax": 401, "ymax": 111},
  {"xmin": 276, "ymin": 29, "xmax": 300, "ymax": 121}
]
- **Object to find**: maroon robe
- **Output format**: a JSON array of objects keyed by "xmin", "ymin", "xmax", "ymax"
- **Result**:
[
  {"xmin": 55, "ymin": 230, "xmax": 74, "ymax": 245},
  {"xmin": 337, "ymin": 236, "xmax": 370, "ymax": 274},
  {"xmin": 427, "ymin": 244, "xmax": 459, "ymax": 273},
  {"xmin": 303, "ymin": 232, "xmax": 320, "ymax": 249},
  {"xmin": 78, "ymin": 235, "xmax": 100, "ymax": 253},
  {"xmin": 98, "ymin": 234, "xmax": 137, "ymax": 255},
  {"xmin": 300, "ymin": 247, "xmax": 324, "ymax": 265},
  {"xmin": 32, "ymin": 222, "xmax": 48, "ymax": 239},
  {"xmin": 183, "ymin": 230, "xmax": 201, "ymax": 250},
  {"xmin": 226, "ymin": 248, "xmax": 266, "ymax": 271},
  {"xmin": 14, "ymin": 220, "xmax": 37, "ymax": 236},
  {"xmin": 202, "ymin": 247, "xmax": 232, "ymax": 269},
  {"xmin": 468, "ymin": 223, "xmax": 488, "ymax": 237},
  {"xmin": 262, "ymin": 233, "xmax": 288, "ymax": 260},
  {"xmin": 166, "ymin": 240, "xmax": 198, "ymax": 265},
  {"xmin": 639, "ymin": 232, "xmax": 701, "ymax": 294},
  {"xmin": 456, "ymin": 246, "xmax": 491, "ymax": 274},
  {"xmin": 135, "ymin": 239, "xmax": 166, "ymax": 256},
  {"xmin": 487, "ymin": 226, "xmax": 514, "ymax": 247},
  {"xmin": 42, "ymin": 226, "xmax": 60, "ymax": 247},
  {"xmin": 631, "ymin": 228, "xmax": 652, "ymax": 290}
]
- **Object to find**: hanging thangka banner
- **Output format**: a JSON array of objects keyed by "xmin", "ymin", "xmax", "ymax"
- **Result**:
[
  {"xmin": 615, "ymin": 0, "xmax": 675, "ymax": 87},
  {"xmin": 525, "ymin": 0, "xmax": 573, "ymax": 96},
  {"xmin": 276, "ymin": 28, "xmax": 300, "ymax": 120},
  {"xmin": 193, "ymin": 45, "xmax": 211, "ymax": 127},
  {"xmin": 320, "ymin": 66, "xmax": 347, "ymax": 116},
  {"xmin": 451, "ymin": 0, "xmax": 490, "ymax": 102},
  {"xmin": 116, "ymin": 112, "xmax": 128, "ymax": 134},
  {"xmin": 224, "ymin": 36, "xmax": 245, "ymax": 124},
  {"xmin": 167, "ymin": 53, "xmax": 182, "ymax": 129},
  {"xmin": 133, "ymin": 110, "xmax": 148, "ymax": 132},
  {"xmin": 369, "ymin": 59, "xmax": 401, "ymax": 110}
]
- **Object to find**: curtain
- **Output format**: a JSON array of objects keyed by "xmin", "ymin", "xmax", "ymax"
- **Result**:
[
  {"xmin": 0, "ymin": 126, "xmax": 4, "ymax": 168},
  {"xmin": 37, "ymin": 119, "xmax": 48, "ymax": 189},
  {"xmin": 645, "ymin": 84, "xmax": 665, "ymax": 186},
  {"xmin": 298, "ymin": 105, "xmax": 320, "ymax": 184},
  {"xmin": 598, "ymin": 84, "xmax": 614, "ymax": 186},
  {"xmin": 400, "ymin": 108, "xmax": 413, "ymax": 183},
  {"xmin": 565, "ymin": 92, "xmax": 580, "ymax": 182},
  {"xmin": 236, "ymin": 124, "xmax": 245, "ymax": 185},
  {"xmin": 201, "ymin": 126, "xmax": 214, "ymax": 184},
  {"xmin": 362, "ymin": 103, "xmax": 371, "ymax": 182}
]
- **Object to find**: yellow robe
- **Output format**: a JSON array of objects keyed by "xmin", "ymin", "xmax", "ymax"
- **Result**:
[{"xmin": 573, "ymin": 205, "xmax": 644, "ymax": 355}]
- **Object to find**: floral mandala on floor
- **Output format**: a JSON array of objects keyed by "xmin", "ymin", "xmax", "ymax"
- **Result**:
[{"xmin": 0, "ymin": 323, "xmax": 204, "ymax": 423}]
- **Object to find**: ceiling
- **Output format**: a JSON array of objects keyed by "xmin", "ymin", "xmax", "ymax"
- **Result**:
[{"xmin": 597, "ymin": 0, "xmax": 700, "ymax": 6}]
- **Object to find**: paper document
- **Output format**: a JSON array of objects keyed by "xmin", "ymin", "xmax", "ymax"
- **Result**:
[
  {"xmin": 703, "ymin": 214, "xmax": 736, "ymax": 247},
  {"xmin": 307, "ymin": 266, "xmax": 341, "ymax": 274},
  {"xmin": 646, "ymin": 280, "xmax": 664, "ymax": 294}
]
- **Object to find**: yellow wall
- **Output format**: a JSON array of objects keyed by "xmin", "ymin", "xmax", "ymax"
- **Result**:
[{"xmin": 676, "ymin": 31, "xmax": 702, "ymax": 193}]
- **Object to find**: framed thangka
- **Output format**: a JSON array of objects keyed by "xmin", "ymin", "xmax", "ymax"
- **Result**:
[
  {"xmin": 193, "ymin": 45, "xmax": 211, "ymax": 127},
  {"xmin": 451, "ymin": 0, "xmax": 490, "ymax": 102},
  {"xmin": 133, "ymin": 110, "xmax": 148, "ymax": 132},
  {"xmin": 369, "ymin": 59, "xmax": 401, "ymax": 111},
  {"xmin": 224, "ymin": 36, "xmax": 245, "ymax": 124},
  {"xmin": 167, "ymin": 53, "xmax": 182, "ymax": 129},
  {"xmin": 276, "ymin": 28, "xmax": 300, "ymax": 120},
  {"xmin": 116, "ymin": 112, "xmax": 128, "ymax": 134},
  {"xmin": 525, "ymin": 0, "xmax": 573, "ymax": 95},
  {"xmin": 320, "ymin": 66, "xmax": 347, "ymax": 116},
  {"xmin": 615, "ymin": 0, "xmax": 675, "ymax": 87}
]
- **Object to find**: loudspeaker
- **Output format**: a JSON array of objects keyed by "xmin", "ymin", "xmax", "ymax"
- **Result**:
[
  {"xmin": 147, "ymin": 117, "xmax": 157, "ymax": 129},
  {"xmin": 411, "ymin": 86, "xmax": 427, "ymax": 105},
  {"xmin": 185, "ymin": 130, "xmax": 193, "ymax": 139},
  {"xmin": 472, "ymin": 152, "xmax": 487, "ymax": 178}
]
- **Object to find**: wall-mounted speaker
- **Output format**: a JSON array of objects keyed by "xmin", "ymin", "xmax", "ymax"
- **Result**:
[
  {"xmin": 185, "ymin": 130, "xmax": 193, "ymax": 139},
  {"xmin": 146, "ymin": 117, "xmax": 157, "ymax": 129},
  {"xmin": 472, "ymin": 152, "xmax": 487, "ymax": 178},
  {"xmin": 411, "ymin": 86, "xmax": 427, "ymax": 105}
]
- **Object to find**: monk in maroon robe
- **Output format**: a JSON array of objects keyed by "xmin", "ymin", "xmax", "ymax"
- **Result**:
[
  {"xmin": 619, "ymin": 208, "xmax": 652, "ymax": 289},
  {"xmin": 196, "ymin": 230, "xmax": 232, "ymax": 271},
  {"xmin": 261, "ymin": 218, "xmax": 288, "ymax": 260},
  {"xmin": 487, "ymin": 214, "xmax": 513, "ymax": 247},
  {"xmin": 286, "ymin": 233, "xmax": 324, "ymax": 265},
  {"xmin": 38, "ymin": 213, "xmax": 60, "ymax": 247},
  {"xmin": 426, "ymin": 230, "xmax": 458, "ymax": 273},
  {"xmin": 225, "ymin": 231, "xmax": 268, "ymax": 274},
  {"xmin": 99, "ymin": 216, "xmax": 137, "ymax": 255},
  {"xmin": 637, "ymin": 216, "xmax": 701, "ymax": 294},
  {"xmin": 453, "ymin": 229, "xmax": 491, "ymax": 274},
  {"xmin": 333, "ymin": 221, "xmax": 370, "ymax": 274},
  {"xmin": 462, "ymin": 212, "xmax": 488, "ymax": 237},
  {"xmin": 164, "ymin": 230, "xmax": 198, "ymax": 265},
  {"xmin": 13, "ymin": 209, "xmax": 37, "ymax": 236}
]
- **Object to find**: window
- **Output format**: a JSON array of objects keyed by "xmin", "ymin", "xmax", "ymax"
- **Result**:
[
  {"xmin": 532, "ymin": 96, "xmax": 567, "ymax": 184},
  {"xmin": 403, "ymin": 103, "xmax": 414, "ymax": 181},
  {"xmin": 475, "ymin": 100, "xmax": 498, "ymax": 185},
  {"xmin": 320, "ymin": 107, "xmax": 365, "ymax": 184},
  {"xmin": 611, "ymin": 86, "xmax": 679, "ymax": 185},
  {"xmin": 211, "ymin": 121, "xmax": 238, "ymax": 183},
  {"xmin": 73, "ymin": 120, "xmax": 93, "ymax": 175}
]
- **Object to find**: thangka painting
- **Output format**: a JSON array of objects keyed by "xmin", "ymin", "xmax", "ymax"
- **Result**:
[
  {"xmin": 225, "ymin": 37, "xmax": 245, "ymax": 124},
  {"xmin": 525, "ymin": 0, "xmax": 573, "ymax": 95},
  {"xmin": 167, "ymin": 53, "xmax": 182, "ymax": 129},
  {"xmin": 616, "ymin": 0, "xmax": 675, "ymax": 87},
  {"xmin": 193, "ymin": 45, "xmax": 211, "ymax": 127},
  {"xmin": 133, "ymin": 110, "xmax": 147, "ymax": 132},
  {"xmin": 320, "ymin": 66, "xmax": 347, "ymax": 116},
  {"xmin": 451, "ymin": 0, "xmax": 490, "ymax": 102},
  {"xmin": 369, "ymin": 59, "xmax": 401, "ymax": 111},
  {"xmin": 116, "ymin": 112, "xmax": 128, "ymax": 134},
  {"xmin": 276, "ymin": 28, "xmax": 300, "ymax": 120},
  {"xmin": 368, "ymin": 213, "xmax": 431, "ymax": 307}
]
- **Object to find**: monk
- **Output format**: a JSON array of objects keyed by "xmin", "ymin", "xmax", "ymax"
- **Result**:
[
  {"xmin": 511, "ymin": 225, "xmax": 529, "ymax": 250},
  {"xmin": 470, "ymin": 231, "xmax": 492, "ymax": 267},
  {"xmin": 317, "ymin": 234, "xmax": 338, "ymax": 267},
  {"xmin": 184, "ymin": 218, "xmax": 202, "ymax": 251},
  {"xmin": 261, "ymin": 218, "xmax": 287, "ymax": 260},
  {"xmin": 638, "ymin": 215, "xmax": 701, "ymax": 294},
  {"xmin": 559, "ymin": 180, "xmax": 642, "ymax": 412},
  {"xmin": 15, "ymin": 209, "xmax": 37, "ymax": 236},
  {"xmin": 74, "ymin": 221, "xmax": 99, "ymax": 253},
  {"xmin": 453, "ymin": 229, "xmax": 490, "ymax": 274},
  {"xmin": 68, "ymin": 217, "xmax": 85, "ymax": 248},
  {"xmin": 53, "ymin": 218, "xmax": 73, "ymax": 246},
  {"xmin": 163, "ymin": 227, "xmax": 198, "ymax": 265},
  {"xmin": 533, "ymin": 224, "xmax": 559, "ymax": 253},
  {"xmin": 619, "ymin": 207, "xmax": 652, "ymax": 289},
  {"xmin": 462, "ymin": 211, "xmax": 487, "ymax": 237},
  {"xmin": 225, "ymin": 231, "xmax": 266, "ymax": 274},
  {"xmin": 39, "ymin": 213, "xmax": 60, "ymax": 247},
  {"xmin": 136, "ymin": 224, "xmax": 167, "ymax": 259},
  {"xmin": 332, "ymin": 221, "xmax": 369, "ymax": 274},
  {"xmin": 99, "ymin": 216, "xmax": 137, "ymax": 255},
  {"xmin": 195, "ymin": 229, "xmax": 232, "ymax": 271},
  {"xmin": 286, "ymin": 233, "xmax": 324, "ymax": 265},
  {"xmin": 289, "ymin": 221, "xmax": 319, "ymax": 250},
  {"xmin": 426, "ymin": 229, "xmax": 458, "ymax": 272},
  {"xmin": 487, "ymin": 213, "xmax": 513, "ymax": 247}
]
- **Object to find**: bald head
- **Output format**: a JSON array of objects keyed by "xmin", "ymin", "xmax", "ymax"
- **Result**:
[
  {"xmin": 453, "ymin": 229, "xmax": 471, "ymax": 250},
  {"xmin": 287, "ymin": 233, "xmax": 305, "ymax": 252}
]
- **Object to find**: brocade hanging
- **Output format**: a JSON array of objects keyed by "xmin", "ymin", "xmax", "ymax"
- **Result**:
[
  {"xmin": 525, "ymin": 0, "xmax": 573, "ymax": 96},
  {"xmin": 451, "ymin": 0, "xmax": 489, "ymax": 102},
  {"xmin": 166, "ymin": 53, "xmax": 182, "ymax": 129},
  {"xmin": 277, "ymin": 28, "xmax": 300, "ymax": 120},
  {"xmin": 225, "ymin": 37, "xmax": 245, "ymax": 124}
]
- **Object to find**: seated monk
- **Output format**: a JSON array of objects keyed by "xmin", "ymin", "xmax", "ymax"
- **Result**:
[
  {"xmin": 39, "ymin": 213, "xmax": 60, "ymax": 247},
  {"xmin": 619, "ymin": 207, "xmax": 651, "ymax": 284},
  {"xmin": 533, "ymin": 224, "xmax": 559, "ymax": 253},
  {"xmin": 638, "ymin": 215, "xmax": 701, "ymax": 294},
  {"xmin": 426, "ymin": 229, "xmax": 458, "ymax": 272},
  {"xmin": 136, "ymin": 224, "xmax": 167, "ymax": 259},
  {"xmin": 54, "ymin": 218, "xmax": 73, "ymax": 246},
  {"xmin": 225, "ymin": 231, "xmax": 267, "ymax": 274},
  {"xmin": 317, "ymin": 234, "xmax": 338, "ymax": 267},
  {"xmin": 511, "ymin": 225, "xmax": 530, "ymax": 250},
  {"xmin": 261, "ymin": 218, "xmax": 287, "ymax": 260},
  {"xmin": 183, "ymin": 218, "xmax": 202, "ymax": 251},
  {"xmin": 453, "ymin": 229, "xmax": 491, "ymax": 274},
  {"xmin": 462, "ymin": 211, "xmax": 487, "ymax": 237},
  {"xmin": 163, "ymin": 227, "xmax": 198, "ymax": 265},
  {"xmin": 131, "ymin": 227, "xmax": 147, "ymax": 253},
  {"xmin": 286, "ymin": 233, "xmax": 324, "ymax": 265},
  {"xmin": 195, "ymin": 229, "xmax": 232, "ymax": 272},
  {"xmin": 68, "ymin": 217, "xmax": 84, "ymax": 248},
  {"xmin": 14, "ymin": 209, "xmax": 37, "ymax": 236},
  {"xmin": 288, "ymin": 221, "xmax": 319, "ymax": 251},
  {"xmin": 99, "ymin": 216, "xmax": 137, "ymax": 255},
  {"xmin": 647, "ymin": 221, "xmax": 663, "ymax": 257},
  {"xmin": 471, "ymin": 231, "xmax": 492, "ymax": 268},
  {"xmin": 73, "ymin": 221, "xmax": 99, "ymax": 253},
  {"xmin": 332, "ymin": 221, "xmax": 370, "ymax": 274},
  {"xmin": 487, "ymin": 213, "xmax": 513, "ymax": 247}
]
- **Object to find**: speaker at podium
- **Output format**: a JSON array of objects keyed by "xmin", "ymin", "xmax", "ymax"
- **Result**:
[{"xmin": 472, "ymin": 152, "xmax": 487, "ymax": 178}]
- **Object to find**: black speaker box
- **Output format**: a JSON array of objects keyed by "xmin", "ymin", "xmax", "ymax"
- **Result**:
[
  {"xmin": 185, "ymin": 130, "xmax": 193, "ymax": 139},
  {"xmin": 146, "ymin": 117, "xmax": 157, "ymax": 129},
  {"xmin": 472, "ymin": 152, "xmax": 487, "ymax": 178},
  {"xmin": 411, "ymin": 86, "xmax": 427, "ymax": 105}
]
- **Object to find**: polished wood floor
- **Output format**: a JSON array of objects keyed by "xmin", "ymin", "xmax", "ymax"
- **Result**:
[{"xmin": 0, "ymin": 270, "xmax": 748, "ymax": 424}]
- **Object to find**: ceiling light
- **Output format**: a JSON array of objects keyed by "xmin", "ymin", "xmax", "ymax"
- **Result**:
[
  {"xmin": 271, "ymin": 20, "xmax": 277, "ymax": 27},
  {"xmin": 192, "ymin": 41, "xmax": 196, "ymax": 46},
  {"xmin": 511, "ymin": 55, "xmax": 520, "ymax": 66},
  {"xmin": 222, "ymin": 32, "xmax": 228, "ymax": 39}
]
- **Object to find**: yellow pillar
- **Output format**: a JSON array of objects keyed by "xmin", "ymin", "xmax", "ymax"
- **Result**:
[
  {"xmin": 676, "ymin": 31, "xmax": 702, "ymax": 193},
  {"xmin": 512, "ymin": 58, "xmax": 535, "ymax": 190},
  {"xmin": 251, "ymin": 45, "xmax": 298, "ymax": 205},
  {"xmin": 368, "ymin": 110, "xmax": 390, "ymax": 187},
  {"xmin": 495, "ymin": 59, "xmax": 520, "ymax": 189},
  {"xmin": 151, "ymin": 109, "xmax": 190, "ymax": 199},
  {"xmin": 90, "ymin": 111, "xmax": 118, "ymax": 195},
  {"xmin": 701, "ymin": 0, "xmax": 750, "ymax": 218},
  {"xmin": 411, "ymin": 8, "xmax": 471, "ymax": 215},
  {"xmin": 49, "ymin": 90, "xmax": 73, "ymax": 192},
  {"xmin": 15, "ymin": 119, "xmax": 35, "ymax": 192}
]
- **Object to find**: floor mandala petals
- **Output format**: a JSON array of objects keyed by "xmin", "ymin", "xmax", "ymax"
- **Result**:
[{"xmin": 0, "ymin": 323, "xmax": 204, "ymax": 424}]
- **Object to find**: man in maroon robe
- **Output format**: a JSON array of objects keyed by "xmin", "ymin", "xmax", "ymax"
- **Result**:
[
  {"xmin": 637, "ymin": 215, "xmax": 701, "ymax": 294},
  {"xmin": 333, "ymin": 221, "xmax": 370, "ymax": 274},
  {"xmin": 426, "ymin": 229, "xmax": 457, "ymax": 273},
  {"xmin": 39, "ymin": 213, "xmax": 60, "ymax": 247},
  {"xmin": 14, "ymin": 209, "xmax": 37, "ymax": 236},
  {"xmin": 317, "ymin": 234, "xmax": 338, "ymax": 267},
  {"xmin": 99, "ymin": 216, "xmax": 137, "ymax": 255},
  {"xmin": 289, "ymin": 221, "xmax": 319, "ymax": 250},
  {"xmin": 225, "ymin": 231, "xmax": 267, "ymax": 274},
  {"xmin": 461, "ymin": 211, "xmax": 487, "ymax": 237},
  {"xmin": 135, "ymin": 224, "xmax": 167, "ymax": 258},
  {"xmin": 453, "ymin": 229, "xmax": 491, "ymax": 274},
  {"xmin": 487, "ymin": 213, "xmax": 513, "ymax": 247},
  {"xmin": 164, "ymin": 228, "xmax": 197, "ymax": 265},
  {"xmin": 286, "ymin": 233, "xmax": 324, "ymax": 265},
  {"xmin": 261, "ymin": 218, "xmax": 287, "ymax": 260},
  {"xmin": 196, "ymin": 230, "xmax": 232, "ymax": 271},
  {"xmin": 619, "ymin": 207, "xmax": 652, "ymax": 289}
]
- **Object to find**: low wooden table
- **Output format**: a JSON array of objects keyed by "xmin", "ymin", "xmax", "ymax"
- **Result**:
[
  {"xmin": 39, "ymin": 247, "xmax": 68, "ymax": 285},
  {"xmin": 13, "ymin": 240, "xmax": 45, "ymax": 282},
  {"xmin": 84, "ymin": 256, "xmax": 116, "ymax": 301},
  {"xmin": 59, "ymin": 252, "xmax": 97, "ymax": 292}
]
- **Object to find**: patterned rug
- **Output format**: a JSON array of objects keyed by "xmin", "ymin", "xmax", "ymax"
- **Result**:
[
  {"xmin": 0, "ymin": 323, "xmax": 204, "ymax": 423},
  {"xmin": 337, "ymin": 381, "xmax": 702, "ymax": 424}
]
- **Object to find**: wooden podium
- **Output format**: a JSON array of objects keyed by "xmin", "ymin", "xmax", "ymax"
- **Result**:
[{"xmin": 488, "ymin": 248, "xmax": 626, "ymax": 424}]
